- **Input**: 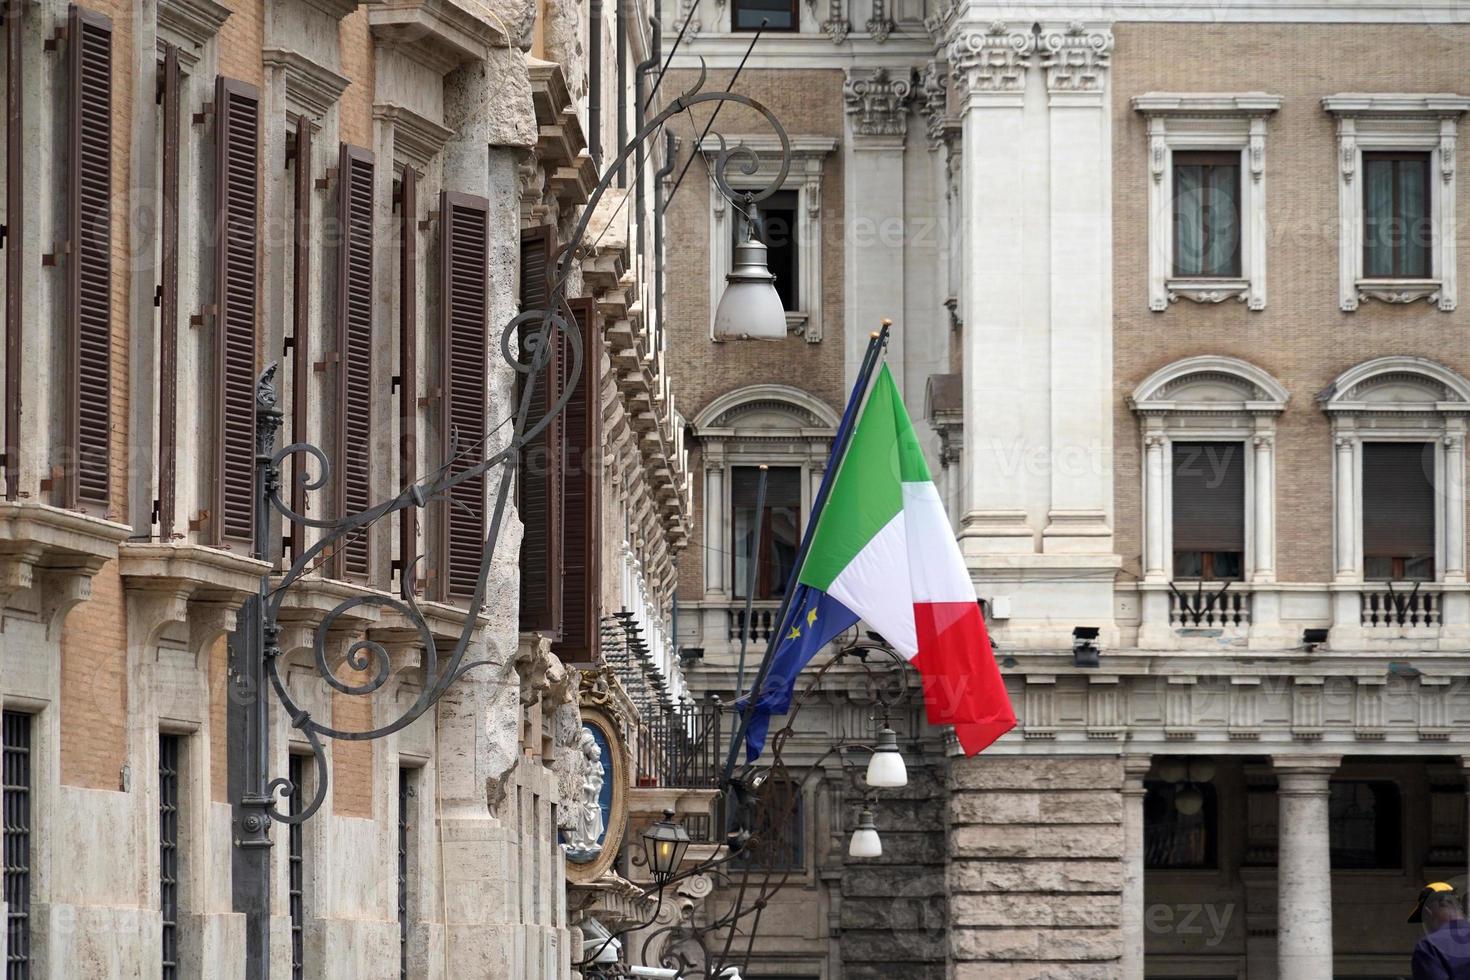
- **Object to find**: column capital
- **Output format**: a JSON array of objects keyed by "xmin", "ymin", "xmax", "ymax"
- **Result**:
[
  {"xmin": 1038, "ymin": 22, "xmax": 1113, "ymax": 97},
  {"xmin": 844, "ymin": 66, "xmax": 916, "ymax": 140},
  {"xmin": 1272, "ymin": 754, "xmax": 1341, "ymax": 789},
  {"xmin": 1123, "ymin": 753, "xmax": 1151, "ymax": 793},
  {"xmin": 948, "ymin": 21, "xmax": 1034, "ymax": 105}
]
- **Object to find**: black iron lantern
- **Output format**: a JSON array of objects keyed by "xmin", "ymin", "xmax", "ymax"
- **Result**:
[{"xmin": 643, "ymin": 809, "xmax": 691, "ymax": 884}]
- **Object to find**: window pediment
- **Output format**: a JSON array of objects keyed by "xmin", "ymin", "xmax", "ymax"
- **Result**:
[
  {"xmin": 693, "ymin": 384, "xmax": 839, "ymax": 438},
  {"xmin": 1130, "ymin": 356, "xmax": 1289, "ymax": 417},
  {"xmin": 1318, "ymin": 357, "xmax": 1470, "ymax": 415}
]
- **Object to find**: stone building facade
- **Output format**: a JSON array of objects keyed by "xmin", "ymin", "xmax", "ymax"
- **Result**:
[
  {"xmin": 663, "ymin": 1, "xmax": 1470, "ymax": 978},
  {"xmin": 0, "ymin": 0, "xmax": 687, "ymax": 973}
]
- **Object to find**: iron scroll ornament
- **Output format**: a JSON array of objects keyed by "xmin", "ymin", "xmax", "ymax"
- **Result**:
[{"xmin": 247, "ymin": 72, "xmax": 794, "ymax": 828}]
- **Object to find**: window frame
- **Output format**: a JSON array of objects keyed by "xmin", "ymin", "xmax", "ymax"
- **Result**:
[
  {"xmin": 702, "ymin": 135, "xmax": 837, "ymax": 344},
  {"xmin": 731, "ymin": 0, "xmax": 801, "ymax": 32},
  {"xmin": 1169, "ymin": 439, "xmax": 1247, "ymax": 583},
  {"xmin": 1133, "ymin": 93, "xmax": 1281, "ymax": 312},
  {"xmin": 1361, "ymin": 150, "xmax": 1433, "ymax": 280},
  {"xmin": 730, "ymin": 464, "xmax": 804, "ymax": 601},
  {"xmin": 1360, "ymin": 440, "xmax": 1437, "ymax": 583},
  {"xmin": 1323, "ymin": 94, "xmax": 1469, "ymax": 312},
  {"xmin": 1171, "ymin": 151, "xmax": 1243, "ymax": 280}
]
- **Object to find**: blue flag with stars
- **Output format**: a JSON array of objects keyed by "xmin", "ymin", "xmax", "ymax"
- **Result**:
[{"xmin": 742, "ymin": 586, "xmax": 859, "ymax": 761}]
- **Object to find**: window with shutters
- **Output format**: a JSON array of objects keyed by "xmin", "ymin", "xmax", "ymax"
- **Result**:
[
  {"xmin": 155, "ymin": 44, "xmax": 181, "ymax": 539},
  {"xmin": 287, "ymin": 117, "xmax": 312, "ymax": 563},
  {"xmin": 552, "ymin": 298, "xmax": 601, "ymax": 665},
  {"xmin": 517, "ymin": 225, "xmax": 563, "ymax": 632},
  {"xmin": 395, "ymin": 166, "xmax": 419, "ymax": 588},
  {"xmin": 64, "ymin": 6, "xmax": 113, "ymax": 511},
  {"xmin": 211, "ymin": 77, "xmax": 260, "ymax": 546},
  {"xmin": 3, "ymin": 0, "xmax": 22, "ymax": 501},
  {"xmin": 333, "ymin": 144, "xmax": 374, "ymax": 579},
  {"xmin": 438, "ymin": 192, "xmax": 489, "ymax": 600},
  {"xmin": 1171, "ymin": 442, "xmax": 1245, "ymax": 581},
  {"xmin": 1362, "ymin": 442, "xmax": 1436, "ymax": 582}
]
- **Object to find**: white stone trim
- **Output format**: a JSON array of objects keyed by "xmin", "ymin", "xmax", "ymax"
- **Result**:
[
  {"xmin": 701, "ymin": 136, "xmax": 837, "ymax": 344},
  {"xmin": 1323, "ymin": 94, "xmax": 1470, "ymax": 312},
  {"xmin": 1317, "ymin": 357, "xmax": 1470, "ymax": 641},
  {"xmin": 1132, "ymin": 93, "xmax": 1282, "ymax": 313},
  {"xmin": 262, "ymin": 48, "xmax": 351, "ymax": 125}
]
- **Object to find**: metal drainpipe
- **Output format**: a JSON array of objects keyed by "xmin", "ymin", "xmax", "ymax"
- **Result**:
[
  {"xmin": 616, "ymin": 0, "xmax": 627, "ymax": 186},
  {"xmin": 588, "ymin": 0, "xmax": 602, "ymax": 167},
  {"xmin": 653, "ymin": 129, "xmax": 676, "ymax": 353}
]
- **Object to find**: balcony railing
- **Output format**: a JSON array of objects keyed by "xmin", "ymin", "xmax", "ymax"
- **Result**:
[
  {"xmin": 1168, "ymin": 582, "xmax": 1250, "ymax": 630},
  {"xmin": 635, "ymin": 702, "xmax": 722, "ymax": 789},
  {"xmin": 1360, "ymin": 583, "xmax": 1441, "ymax": 629},
  {"xmin": 727, "ymin": 601, "xmax": 782, "ymax": 643}
]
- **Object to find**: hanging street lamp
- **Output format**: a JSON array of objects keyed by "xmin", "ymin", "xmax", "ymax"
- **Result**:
[
  {"xmin": 712, "ymin": 202, "xmax": 787, "ymax": 342},
  {"xmin": 864, "ymin": 726, "xmax": 908, "ymax": 789}
]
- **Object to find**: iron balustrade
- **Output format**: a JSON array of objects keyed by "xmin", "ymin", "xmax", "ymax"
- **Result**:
[{"xmin": 636, "ymin": 702, "xmax": 722, "ymax": 789}]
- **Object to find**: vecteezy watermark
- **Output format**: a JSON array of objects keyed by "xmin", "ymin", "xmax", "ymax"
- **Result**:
[{"xmin": 1145, "ymin": 902, "xmax": 1235, "ymax": 948}]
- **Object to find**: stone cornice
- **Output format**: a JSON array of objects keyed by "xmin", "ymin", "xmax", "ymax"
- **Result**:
[
  {"xmin": 366, "ymin": 0, "xmax": 507, "ymax": 73},
  {"xmin": 1132, "ymin": 92, "xmax": 1284, "ymax": 117},
  {"xmin": 1322, "ymin": 93, "xmax": 1470, "ymax": 118},
  {"xmin": 262, "ymin": 48, "xmax": 351, "ymax": 123},
  {"xmin": 157, "ymin": 0, "xmax": 231, "ymax": 51},
  {"xmin": 374, "ymin": 103, "xmax": 455, "ymax": 171}
]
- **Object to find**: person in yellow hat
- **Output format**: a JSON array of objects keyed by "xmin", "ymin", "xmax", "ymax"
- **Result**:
[{"xmin": 1410, "ymin": 881, "xmax": 1470, "ymax": 979}]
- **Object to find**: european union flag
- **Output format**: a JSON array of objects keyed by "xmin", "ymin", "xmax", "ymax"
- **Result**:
[{"xmin": 742, "ymin": 586, "xmax": 859, "ymax": 761}]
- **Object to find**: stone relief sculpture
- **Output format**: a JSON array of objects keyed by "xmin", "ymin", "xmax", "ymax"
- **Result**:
[{"xmin": 564, "ymin": 728, "xmax": 607, "ymax": 861}]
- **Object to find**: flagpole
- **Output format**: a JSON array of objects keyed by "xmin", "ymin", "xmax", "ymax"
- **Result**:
[{"xmin": 720, "ymin": 320, "xmax": 890, "ymax": 786}]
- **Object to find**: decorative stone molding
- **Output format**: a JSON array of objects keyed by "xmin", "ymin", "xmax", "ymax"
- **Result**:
[
  {"xmin": 157, "ymin": 0, "xmax": 230, "ymax": 57},
  {"xmin": 0, "ymin": 503, "xmax": 130, "ymax": 634},
  {"xmin": 844, "ymin": 67, "xmax": 915, "ymax": 138},
  {"xmin": 865, "ymin": 0, "xmax": 894, "ymax": 43},
  {"xmin": 262, "ymin": 48, "xmax": 351, "ymax": 124},
  {"xmin": 700, "ymin": 135, "xmax": 837, "ymax": 344},
  {"xmin": 1322, "ymin": 93, "xmax": 1470, "ymax": 312},
  {"xmin": 917, "ymin": 60, "xmax": 950, "ymax": 150},
  {"xmin": 374, "ymin": 104, "xmax": 455, "ymax": 172},
  {"xmin": 365, "ymin": 0, "xmax": 508, "ymax": 72},
  {"xmin": 948, "ymin": 21, "xmax": 1035, "ymax": 101},
  {"xmin": 822, "ymin": 0, "xmax": 850, "ymax": 44},
  {"xmin": 1132, "ymin": 93, "xmax": 1283, "ymax": 312},
  {"xmin": 1038, "ymin": 22, "xmax": 1111, "ymax": 95}
]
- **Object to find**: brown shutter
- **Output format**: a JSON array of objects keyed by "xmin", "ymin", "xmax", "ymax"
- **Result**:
[
  {"xmin": 396, "ymin": 166, "xmax": 418, "ymax": 585},
  {"xmin": 212, "ymin": 76, "xmax": 260, "ymax": 545},
  {"xmin": 1363, "ymin": 442, "xmax": 1436, "ymax": 559},
  {"xmin": 288, "ymin": 116, "xmax": 312, "ymax": 561},
  {"xmin": 4, "ymin": 0, "xmax": 24, "ymax": 501},
  {"xmin": 517, "ymin": 226, "xmax": 563, "ymax": 635},
  {"xmin": 552, "ymin": 298, "xmax": 602, "ymax": 664},
  {"xmin": 1171, "ymin": 441, "xmax": 1245, "ymax": 552},
  {"xmin": 66, "ymin": 5, "xmax": 113, "ymax": 510},
  {"xmin": 333, "ymin": 143, "xmax": 374, "ymax": 579},
  {"xmin": 156, "ymin": 43, "xmax": 180, "ymax": 538},
  {"xmin": 440, "ymin": 191, "xmax": 489, "ymax": 599}
]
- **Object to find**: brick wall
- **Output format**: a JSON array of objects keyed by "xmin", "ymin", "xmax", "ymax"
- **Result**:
[{"xmin": 1111, "ymin": 23, "xmax": 1470, "ymax": 583}]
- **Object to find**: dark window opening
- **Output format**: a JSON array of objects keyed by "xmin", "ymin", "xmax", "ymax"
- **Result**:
[
  {"xmin": 4, "ymin": 711, "xmax": 33, "ymax": 980},
  {"xmin": 1173, "ymin": 151, "xmax": 1241, "ymax": 278},
  {"xmin": 1171, "ymin": 441, "xmax": 1244, "ymax": 581},
  {"xmin": 1330, "ymin": 780, "xmax": 1402, "ymax": 869},
  {"xmin": 1144, "ymin": 779, "xmax": 1218, "ymax": 869},
  {"xmin": 159, "ymin": 734, "xmax": 180, "ymax": 980},
  {"xmin": 732, "ymin": 466, "xmax": 802, "ymax": 600},
  {"xmin": 1363, "ymin": 151, "xmax": 1431, "ymax": 279},
  {"xmin": 1362, "ymin": 442, "xmax": 1435, "ymax": 582},
  {"xmin": 735, "ymin": 190, "xmax": 799, "ymax": 311},
  {"xmin": 732, "ymin": 0, "xmax": 799, "ymax": 31},
  {"xmin": 398, "ymin": 768, "xmax": 415, "ymax": 980},
  {"xmin": 288, "ymin": 754, "xmax": 305, "ymax": 980},
  {"xmin": 733, "ymin": 777, "xmax": 804, "ymax": 871}
]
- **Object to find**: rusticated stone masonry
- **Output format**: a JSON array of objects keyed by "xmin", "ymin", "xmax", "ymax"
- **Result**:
[{"xmin": 947, "ymin": 754, "xmax": 1124, "ymax": 980}]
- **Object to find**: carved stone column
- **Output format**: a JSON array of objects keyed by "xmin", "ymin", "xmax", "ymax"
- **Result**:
[
  {"xmin": 1143, "ymin": 433, "xmax": 1168, "ymax": 582},
  {"xmin": 1273, "ymin": 755, "xmax": 1339, "ymax": 980},
  {"xmin": 703, "ymin": 463, "xmax": 725, "ymax": 598}
]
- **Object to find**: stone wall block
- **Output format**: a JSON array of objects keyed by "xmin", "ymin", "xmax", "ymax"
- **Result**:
[
  {"xmin": 949, "ymin": 858, "xmax": 1123, "ymax": 894},
  {"xmin": 950, "ymin": 823, "xmax": 1123, "ymax": 860},
  {"xmin": 949, "ymin": 755, "xmax": 1122, "ymax": 791},
  {"xmin": 950, "ymin": 891, "xmax": 1121, "ymax": 929},
  {"xmin": 951, "ymin": 924, "xmax": 1122, "ymax": 961}
]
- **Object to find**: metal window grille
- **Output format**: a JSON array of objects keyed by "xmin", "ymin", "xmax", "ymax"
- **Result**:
[
  {"xmin": 158, "ymin": 734, "xmax": 180, "ymax": 980},
  {"xmin": 288, "ymin": 755, "xmax": 305, "ymax": 980},
  {"xmin": 397, "ymin": 769, "xmax": 413, "ymax": 980},
  {"xmin": 4, "ymin": 711, "xmax": 33, "ymax": 980}
]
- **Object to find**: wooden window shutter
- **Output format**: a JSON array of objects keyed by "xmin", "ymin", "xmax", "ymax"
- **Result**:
[
  {"xmin": 552, "ymin": 298, "xmax": 602, "ymax": 664},
  {"xmin": 1171, "ymin": 442, "xmax": 1245, "ymax": 553},
  {"xmin": 396, "ymin": 166, "xmax": 418, "ymax": 585},
  {"xmin": 517, "ymin": 226, "xmax": 563, "ymax": 634},
  {"xmin": 288, "ymin": 116, "xmax": 311, "ymax": 561},
  {"xmin": 65, "ymin": 5, "xmax": 113, "ymax": 510},
  {"xmin": 439, "ymin": 191, "xmax": 489, "ymax": 599},
  {"xmin": 156, "ymin": 43, "xmax": 180, "ymax": 538},
  {"xmin": 1363, "ymin": 442, "xmax": 1436, "ymax": 560},
  {"xmin": 5, "ymin": 0, "xmax": 25, "ymax": 501},
  {"xmin": 212, "ymin": 76, "xmax": 260, "ymax": 546},
  {"xmin": 333, "ymin": 143, "xmax": 374, "ymax": 579}
]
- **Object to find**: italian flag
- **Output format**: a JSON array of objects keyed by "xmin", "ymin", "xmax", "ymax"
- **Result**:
[{"xmin": 799, "ymin": 365, "xmax": 1016, "ymax": 754}]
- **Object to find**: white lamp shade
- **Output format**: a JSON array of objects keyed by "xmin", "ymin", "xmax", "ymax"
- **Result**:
[
  {"xmin": 848, "ymin": 826, "xmax": 882, "ymax": 859},
  {"xmin": 712, "ymin": 238, "xmax": 786, "ymax": 341},
  {"xmin": 865, "ymin": 730, "xmax": 908, "ymax": 789}
]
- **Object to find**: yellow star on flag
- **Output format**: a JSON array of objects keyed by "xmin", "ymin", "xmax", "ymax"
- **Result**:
[
  {"xmin": 807, "ymin": 607, "xmax": 818, "ymax": 627},
  {"xmin": 786, "ymin": 624, "xmax": 802, "ymax": 640}
]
